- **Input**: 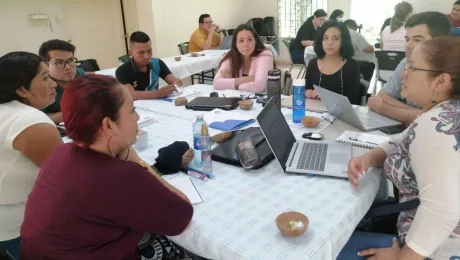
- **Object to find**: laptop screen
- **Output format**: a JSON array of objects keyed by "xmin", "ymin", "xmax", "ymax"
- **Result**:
[{"xmin": 256, "ymin": 98, "xmax": 296, "ymax": 171}]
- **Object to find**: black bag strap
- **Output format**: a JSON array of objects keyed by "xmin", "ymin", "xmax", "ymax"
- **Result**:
[{"xmin": 366, "ymin": 199, "xmax": 420, "ymax": 218}]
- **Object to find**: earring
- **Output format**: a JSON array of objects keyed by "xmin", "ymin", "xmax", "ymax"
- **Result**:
[{"xmin": 431, "ymin": 91, "xmax": 437, "ymax": 104}]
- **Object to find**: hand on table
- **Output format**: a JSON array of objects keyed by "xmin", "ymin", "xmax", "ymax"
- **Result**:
[
  {"xmin": 156, "ymin": 85, "xmax": 176, "ymax": 98},
  {"xmin": 182, "ymin": 148, "xmax": 194, "ymax": 166},
  {"xmin": 305, "ymin": 89, "xmax": 320, "ymax": 99},
  {"xmin": 347, "ymin": 155, "xmax": 372, "ymax": 188},
  {"xmin": 368, "ymin": 95, "xmax": 385, "ymax": 113},
  {"xmin": 358, "ymin": 238, "xmax": 401, "ymax": 260}
]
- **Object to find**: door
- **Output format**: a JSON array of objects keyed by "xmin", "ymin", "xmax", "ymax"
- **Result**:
[{"xmin": 60, "ymin": 0, "xmax": 126, "ymax": 69}]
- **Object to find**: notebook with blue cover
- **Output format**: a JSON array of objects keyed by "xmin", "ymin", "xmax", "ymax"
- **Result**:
[{"xmin": 204, "ymin": 109, "xmax": 256, "ymax": 131}]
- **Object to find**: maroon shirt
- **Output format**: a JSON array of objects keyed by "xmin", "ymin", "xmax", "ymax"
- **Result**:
[{"xmin": 21, "ymin": 144, "xmax": 193, "ymax": 260}]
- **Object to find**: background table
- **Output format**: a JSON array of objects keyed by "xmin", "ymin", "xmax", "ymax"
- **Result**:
[{"xmin": 132, "ymin": 84, "xmax": 382, "ymax": 260}]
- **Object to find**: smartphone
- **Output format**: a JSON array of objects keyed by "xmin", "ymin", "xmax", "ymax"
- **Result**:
[{"xmin": 380, "ymin": 125, "xmax": 407, "ymax": 135}]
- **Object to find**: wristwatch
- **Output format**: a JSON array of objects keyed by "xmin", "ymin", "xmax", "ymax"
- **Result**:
[{"xmin": 139, "ymin": 160, "xmax": 158, "ymax": 175}]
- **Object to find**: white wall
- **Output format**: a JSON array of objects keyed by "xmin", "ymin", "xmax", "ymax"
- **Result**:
[
  {"xmin": 405, "ymin": 0, "xmax": 452, "ymax": 13},
  {"xmin": 150, "ymin": 0, "xmax": 279, "ymax": 58},
  {"xmin": 0, "ymin": 0, "xmax": 68, "ymax": 56}
]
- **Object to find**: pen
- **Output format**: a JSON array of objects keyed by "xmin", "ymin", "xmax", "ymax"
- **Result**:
[
  {"xmin": 184, "ymin": 166, "xmax": 215, "ymax": 179},
  {"xmin": 322, "ymin": 116, "xmax": 334, "ymax": 124},
  {"xmin": 174, "ymin": 82, "xmax": 182, "ymax": 94},
  {"xmin": 348, "ymin": 137, "xmax": 378, "ymax": 145},
  {"xmin": 187, "ymin": 170, "xmax": 208, "ymax": 181}
]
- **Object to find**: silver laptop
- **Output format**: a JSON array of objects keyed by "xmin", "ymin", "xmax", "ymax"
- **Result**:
[
  {"xmin": 257, "ymin": 98, "xmax": 351, "ymax": 178},
  {"xmin": 220, "ymin": 35, "xmax": 233, "ymax": 50},
  {"xmin": 314, "ymin": 86, "xmax": 402, "ymax": 131}
]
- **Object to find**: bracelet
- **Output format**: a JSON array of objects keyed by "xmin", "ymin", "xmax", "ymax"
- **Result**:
[{"xmin": 139, "ymin": 160, "xmax": 158, "ymax": 175}]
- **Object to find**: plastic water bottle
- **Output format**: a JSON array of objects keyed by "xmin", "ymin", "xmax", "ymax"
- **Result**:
[
  {"xmin": 292, "ymin": 79, "xmax": 305, "ymax": 123},
  {"xmin": 193, "ymin": 114, "xmax": 205, "ymax": 167},
  {"xmin": 200, "ymin": 123, "xmax": 213, "ymax": 174}
]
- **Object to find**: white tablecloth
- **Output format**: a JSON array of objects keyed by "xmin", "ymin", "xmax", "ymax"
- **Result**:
[{"xmin": 132, "ymin": 84, "xmax": 382, "ymax": 260}]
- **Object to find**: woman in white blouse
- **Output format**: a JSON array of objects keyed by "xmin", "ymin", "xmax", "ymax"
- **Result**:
[
  {"xmin": 381, "ymin": 2, "xmax": 413, "ymax": 52},
  {"xmin": 339, "ymin": 37, "xmax": 460, "ymax": 259},
  {"xmin": 0, "ymin": 52, "xmax": 62, "ymax": 259}
]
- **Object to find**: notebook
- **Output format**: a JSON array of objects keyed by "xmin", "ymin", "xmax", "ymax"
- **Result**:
[
  {"xmin": 281, "ymin": 96, "xmax": 328, "ymax": 113},
  {"xmin": 204, "ymin": 109, "xmax": 256, "ymax": 131},
  {"xmin": 163, "ymin": 89, "xmax": 202, "ymax": 101},
  {"xmin": 166, "ymin": 175, "xmax": 203, "ymax": 205},
  {"xmin": 336, "ymin": 131, "xmax": 390, "ymax": 149}
]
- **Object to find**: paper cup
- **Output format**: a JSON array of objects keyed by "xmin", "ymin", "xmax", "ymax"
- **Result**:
[{"xmin": 135, "ymin": 130, "xmax": 149, "ymax": 150}]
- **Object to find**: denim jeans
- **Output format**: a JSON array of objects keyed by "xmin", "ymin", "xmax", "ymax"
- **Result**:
[
  {"xmin": 337, "ymin": 231, "xmax": 395, "ymax": 260},
  {"xmin": 0, "ymin": 237, "xmax": 20, "ymax": 260}
]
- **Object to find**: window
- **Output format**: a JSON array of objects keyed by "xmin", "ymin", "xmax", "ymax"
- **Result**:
[
  {"xmin": 278, "ymin": 0, "xmax": 328, "ymax": 38},
  {"xmin": 350, "ymin": 0, "xmax": 401, "ymax": 41}
]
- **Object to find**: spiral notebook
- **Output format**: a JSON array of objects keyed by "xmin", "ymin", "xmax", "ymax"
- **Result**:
[{"xmin": 336, "ymin": 131, "xmax": 390, "ymax": 149}]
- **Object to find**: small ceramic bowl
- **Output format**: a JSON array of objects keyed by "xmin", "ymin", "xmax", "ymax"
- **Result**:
[
  {"xmin": 276, "ymin": 211, "xmax": 309, "ymax": 236},
  {"xmin": 174, "ymin": 56, "xmax": 182, "ymax": 61},
  {"xmin": 301, "ymin": 116, "xmax": 321, "ymax": 128}
]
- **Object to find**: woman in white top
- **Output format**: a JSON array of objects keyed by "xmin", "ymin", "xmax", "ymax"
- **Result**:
[
  {"xmin": 381, "ymin": 1, "xmax": 413, "ymax": 52},
  {"xmin": 0, "ymin": 52, "xmax": 62, "ymax": 259},
  {"xmin": 338, "ymin": 37, "xmax": 460, "ymax": 259}
]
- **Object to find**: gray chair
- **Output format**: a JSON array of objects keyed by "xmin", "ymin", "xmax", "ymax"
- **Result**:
[
  {"xmin": 373, "ymin": 50, "xmax": 405, "ymax": 94},
  {"xmin": 177, "ymin": 42, "xmax": 215, "ymax": 84},
  {"xmin": 118, "ymin": 55, "xmax": 130, "ymax": 64},
  {"xmin": 281, "ymin": 38, "xmax": 306, "ymax": 79}
]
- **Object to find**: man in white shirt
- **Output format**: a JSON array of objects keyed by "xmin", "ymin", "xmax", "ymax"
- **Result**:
[
  {"xmin": 367, "ymin": 12, "xmax": 452, "ymax": 125},
  {"xmin": 344, "ymin": 19, "xmax": 375, "ymax": 82}
]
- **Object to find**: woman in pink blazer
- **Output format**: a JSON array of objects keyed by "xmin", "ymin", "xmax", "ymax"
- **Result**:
[{"xmin": 213, "ymin": 24, "xmax": 274, "ymax": 93}]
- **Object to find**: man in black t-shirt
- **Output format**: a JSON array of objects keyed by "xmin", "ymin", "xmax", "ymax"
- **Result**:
[
  {"xmin": 290, "ymin": 9, "xmax": 327, "ymax": 64},
  {"xmin": 116, "ymin": 31, "xmax": 184, "ymax": 100}
]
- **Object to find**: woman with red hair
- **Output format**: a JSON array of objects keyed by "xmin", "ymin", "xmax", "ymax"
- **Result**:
[{"xmin": 20, "ymin": 75, "xmax": 201, "ymax": 259}]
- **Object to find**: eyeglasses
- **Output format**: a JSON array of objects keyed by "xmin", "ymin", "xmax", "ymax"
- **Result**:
[
  {"xmin": 404, "ymin": 63, "xmax": 441, "ymax": 75},
  {"xmin": 203, "ymin": 20, "xmax": 214, "ymax": 25},
  {"xmin": 48, "ymin": 58, "xmax": 79, "ymax": 69},
  {"xmin": 240, "ymin": 93, "xmax": 256, "ymax": 100}
]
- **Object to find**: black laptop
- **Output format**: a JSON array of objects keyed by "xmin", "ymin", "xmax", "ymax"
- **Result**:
[{"xmin": 185, "ymin": 97, "xmax": 241, "ymax": 111}]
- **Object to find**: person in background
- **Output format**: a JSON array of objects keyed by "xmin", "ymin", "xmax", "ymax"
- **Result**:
[
  {"xmin": 290, "ymin": 9, "xmax": 328, "ymax": 64},
  {"xmin": 39, "ymin": 39, "xmax": 86, "ymax": 124},
  {"xmin": 338, "ymin": 36, "xmax": 460, "ymax": 260},
  {"xmin": 368, "ymin": 12, "xmax": 452, "ymax": 125},
  {"xmin": 188, "ymin": 14, "xmax": 224, "ymax": 53},
  {"xmin": 380, "ymin": 17, "xmax": 391, "ymax": 33},
  {"xmin": 20, "ymin": 75, "xmax": 201, "ymax": 260},
  {"xmin": 305, "ymin": 21, "xmax": 361, "ymax": 105},
  {"xmin": 381, "ymin": 1, "xmax": 413, "ymax": 51},
  {"xmin": 0, "ymin": 52, "xmax": 62, "ymax": 259},
  {"xmin": 344, "ymin": 19, "xmax": 375, "ymax": 82},
  {"xmin": 329, "ymin": 9, "xmax": 345, "ymax": 22},
  {"xmin": 116, "ymin": 31, "xmax": 184, "ymax": 100},
  {"xmin": 214, "ymin": 24, "xmax": 274, "ymax": 93},
  {"xmin": 447, "ymin": 0, "xmax": 460, "ymax": 27}
]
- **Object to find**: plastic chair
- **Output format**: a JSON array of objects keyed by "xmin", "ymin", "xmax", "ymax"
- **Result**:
[
  {"xmin": 177, "ymin": 42, "xmax": 189, "ymax": 55},
  {"xmin": 118, "ymin": 55, "xmax": 130, "ymax": 64},
  {"xmin": 77, "ymin": 59, "xmax": 100, "ymax": 72},
  {"xmin": 373, "ymin": 50, "xmax": 405, "ymax": 95},
  {"xmin": 281, "ymin": 38, "xmax": 306, "ymax": 79}
]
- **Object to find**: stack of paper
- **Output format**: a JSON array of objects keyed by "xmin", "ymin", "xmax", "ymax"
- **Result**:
[
  {"xmin": 166, "ymin": 175, "xmax": 203, "ymax": 205},
  {"xmin": 166, "ymin": 89, "xmax": 201, "ymax": 100},
  {"xmin": 136, "ymin": 108, "xmax": 156, "ymax": 128}
]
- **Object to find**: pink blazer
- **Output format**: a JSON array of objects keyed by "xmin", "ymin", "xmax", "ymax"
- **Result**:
[{"xmin": 213, "ymin": 49, "xmax": 274, "ymax": 93}]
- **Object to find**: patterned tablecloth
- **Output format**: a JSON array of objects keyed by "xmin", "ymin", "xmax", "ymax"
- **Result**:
[{"xmin": 132, "ymin": 91, "xmax": 382, "ymax": 259}]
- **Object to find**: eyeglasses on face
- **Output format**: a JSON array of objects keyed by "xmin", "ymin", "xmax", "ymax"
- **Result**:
[
  {"xmin": 404, "ymin": 62, "xmax": 442, "ymax": 75},
  {"xmin": 47, "ymin": 58, "xmax": 79, "ymax": 69}
]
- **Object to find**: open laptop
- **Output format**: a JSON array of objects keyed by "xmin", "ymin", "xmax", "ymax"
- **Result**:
[
  {"xmin": 314, "ymin": 86, "xmax": 402, "ymax": 131},
  {"xmin": 220, "ymin": 35, "xmax": 233, "ymax": 50},
  {"xmin": 257, "ymin": 98, "xmax": 351, "ymax": 178}
]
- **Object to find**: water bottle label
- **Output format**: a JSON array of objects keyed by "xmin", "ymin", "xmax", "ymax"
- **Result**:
[{"xmin": 193, "ymin": 136, "xmax": 201, "ymax": 150}]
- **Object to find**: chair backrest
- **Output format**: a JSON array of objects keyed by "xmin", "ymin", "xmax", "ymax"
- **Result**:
[
  {"xmin": 178, "ymin": 42, "xmax": 189, "ymax": 55},
  {"xmin": 280, "ymin": 38, "xmax": 294, "ymax": 64},
  {"xmin": 374, "ymin": 50, "xmax": 405, "ymax": 82},
  {"xmin": 221, "ymin": 29, "xmax": 229, "ymax": 36},
  {"xmin": 77, "ymin": 59, "xmax": 100, "ymax": 72},
  {"xmin": 118, "ymin": 55, "xmax": 130, "ymax": 64}
]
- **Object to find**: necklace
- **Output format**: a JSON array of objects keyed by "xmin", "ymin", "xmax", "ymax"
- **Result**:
[{"xmin": 319, "ymin": 60, "xmax": 344, "ymax": 95}]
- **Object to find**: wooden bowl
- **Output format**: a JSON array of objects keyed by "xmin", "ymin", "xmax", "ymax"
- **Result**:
[
  {"xmin": 211, "ymin": 132, "xmax": 232, "ymax": 143},
  {"xmin": 191, "ymin": 52, "xmax": 198, "ymax": 57},
  {"xmin": 301, "ymin": 116, "xmax": 320, "ymax": 128},
  {"xmin": 276, "ymin": 211, "xmax": 309, "ymax": 237},
  {"xmin": 174, "ymin": 56, "xmax": 182, "ymax": 61},
  {"xmin": 238, "ymin": 100, "xmax": 254, "ymax": 110},
  {"xmin": 174, "ymin": 97, "xmax": 188, "ymax": 106}
]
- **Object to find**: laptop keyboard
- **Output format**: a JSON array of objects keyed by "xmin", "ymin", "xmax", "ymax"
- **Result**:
[
  {"xmin": 355, "ymin": 111, "xmax": 388, "ymax": 128},
  {"xmin": 296, "ymin": 143, "xmax": 328, "ymax": 172}
]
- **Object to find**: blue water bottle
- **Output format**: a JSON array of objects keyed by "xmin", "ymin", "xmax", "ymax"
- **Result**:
[
  {"xmin": 193, "ymin": 114, "xmax": 205, "ymax": 167},
  {"xmin": 292, "ymin": 79, "xmax": 305, "ymax": 123}
]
